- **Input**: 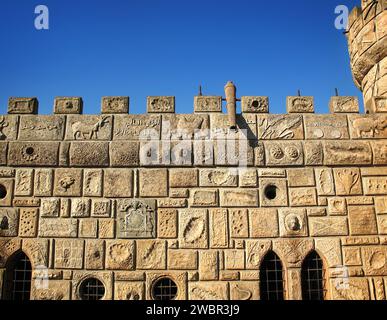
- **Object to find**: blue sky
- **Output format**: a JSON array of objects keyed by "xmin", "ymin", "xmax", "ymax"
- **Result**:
[{"xmin": 0, "ymin": 0, "xmax": 362, "ymax": 115}]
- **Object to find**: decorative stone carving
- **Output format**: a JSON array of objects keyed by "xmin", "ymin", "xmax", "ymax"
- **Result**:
[
  {"xmin": 0, "ymin": 116, "xmax": 18, "ymax": 140},
  {"xmin": 209, "ymin": 209, "xmax": 228, "ymax": 248},
  {"xmin": 54, "ymin": 239, "xmax": 84, "ymax": 269},
  {"xmin": 54, "ymin": 97, "xmax": 83, "ymax": 114},
  {"xmin": 348, "ymin": 206, "xmax": 378, "ymax": 235},
  {"xmin": 279, "ymin": 209, "xmax": 308, "ymax": 237},
  {"xmin": 19, "ymin": 115, "xmax": 65, "ymax": 140},
  {"xmin": 85, "ymin": 240, "xmax": 104, "ymax": 270},
  {"xmin": 333, "ymin": 168, "xmax": 362, "ymax": 195},
  {"xmin": 0, "ymin": 179, "xmax": 13, "ymax": 207},
  {"xmin": 199, "ymin": 251, "xmax": 218, "ymax": 280},
  {"xmin": 41, "ymin": 198, "xmax": 60, "ymax": 218},
  {"xmin": 378, "ymin": 215, "xmax": 387, "ymax": 234},
  {"xmin": 66, "ymin": 115, "xmax": 112, "ymax": 140},
  {"xmin": 286, "ymin": 96, "xmax": 314, "ymax": 113},
  {"xmin": 287, "ymin": 168, "xmax": 315, "ymax": 187},
  {"xmin": 349, "ymin": 114, "xmax": 387, "ymax": 139},
  {"xmin": 329, "ymin": 96, "xmax": 359, "ymax": 113},
  {"xmin": 363, "ymin": 177, "xmax": 387, "ymax": 195},
  {"xmin": 39, "ymin": 219, "xmax": 78, "ymax": 238},
  {"xmin": 315, "ymin": 168, "xmax": 335, "ymax": 195},
  {"xmin": 273, "ymin": 238, "xmax": 314, "ymax": 268},
  {"xmin": 191, "ymin": 189, "xmax": 218, "ymax": 207},
  {"xmin": 225, "ymin": 250, "xmax": 245, "ymax": 270},
  {"xmin": 15, "ymin": 168, "xmax": 33, "ymax": 196},
  {"xmin": 189, "ymin": 282, "xmax": 228, "ymax": 300},
  {"xmin": 99, "ymin": 219, "xmax": 115, "ymax": 239},
  {"xmin": 113, "ymin": 115, "xmax": 161, "ymax": 140},
  {"xmin": 91, "ymin": 199, "xmax": 111, "ymax": 218},
  {"xmin": 79, "ymin": 219, "xmax": 98, "ymax": 238},
  {"xmin": 0, "ymin": 208, "xmax": 18, "ymax": 237},
  {"xmin": 289, "ymin": 187, "xmax": 317, "ymax": 206},
  {"xmin": 194, "ymin": 96, "xmax": 222, "ymax": 113},
  {"xmin": 211, "ymin": 114, "xmax": 257, "ymax": 139},
  {"xmin": 170, "ymin": 169, "xmax": 198, "ymax": 188},
  {"xmin": 309, "ymin": 216, "xmax": 348, "ymax": 236},
  {"xmin": 106, "ymin": 240, "xmax": 134, "ymax": 270},
  {"xmin": 361, "ymin": 246, "xmax": 387, "ymax": 276},
  {"xmin": 8, "ymin": 141, "xmax": 60, "ymax": 166},
  {"xmin": 83, "ymin": 169, "xmax": 103, "ymax": 197},
  {"xmin": 304, "ymin": 141, "xmax": 323, "ymax": 165},
  {"xmin": 343, "ymin": 247, "xmax": 362, "ymax": 266},
  {"xmin": 331, "ymin": 278, "xmax": 370, "ymax": 300},
  {"xmin": 249, "ymin": 209, "xmax": 278, "ymax": 238},
  {"xmin": 260, "ymin": 178, "xmax": 288, "ymax": 207},
  {"xmin": 147, "ymin": 96, "xmax": 175, "ymax": 113},
  {"xmin": 199, "ymin": 169, "xmax": 237, "ymax": 187},
  {"xmin": 304, "ymin": 115, "xmax": 349, "ymax": 139},
  {"xmin": 371, "ymin": 141, "xmax": 387, "ymax": 165},
  {"xmin": 69, "ymin": 142, "xmax": 109, "ymax": 167},
  {"xmin": 264, "ymin": 141, "xmax": 304, "ymax": 166},
  {"xmin": 114, "ymin": 282, "xmax": 144, "ymax": 300},
  {"xmin": 8, "ymin": 97, "xmax": 38, "ymax": 114},
  {"xmin": 168, "ymin": 250, "xmax": 197, "ymax": 270},
  {"xmin": 241, "ymin": 96, "xmax": 269, "ymax": 113},
  {"xmin": 258, "ymin": 115, "xmax": 304, "ymax": 139},
  {"xmin": 31, "ymin": 280, "xmax": 71, "ymax": 300},
  {"xmin": 54, "ymin": 168, "xmax": 82, "ymax": 197},
  {"xmin": 239, "ymin": 169, "xmax": 258, "ymax": 187},
  {"xmin": 71, "ymin": 198, "xmax": 91, "ymax": 218},
  {"xmin": 104, "ymin": 169, "xmax": 133, "ymax": 198},
  {"xmin": 101, "ymin": 96, "xmax": 129, "ymax": 114},
  {"xmin": 328, "ymin": 197, "xmax": 347, "ymax": 215},
  {"xmin": 179, "ymin": 209, "xmax": 208, "ymax": 249},
  {"xmin": 324, "ymin": 141, "xmax": 372, "ymax": 165},
  {"xmin": 246, "ymin": 240, "xmax": 271, "ymax": 269},
  {"xmin": 315, "ymin": 238, "xmax": 342, "ymax": 267},
  {"xmin": 136, "ymin": 240, "xmax": 166, "ymax": 269},
  {"xmin": 34, "ymin": 169, "xmax": 53, "ymax": 196},
  {"xmin": 229, "ymin": 209, "xmax": 249, "ymax": 238},
  {"xmin": 117, "ymin": 199, "xmax": 156, "ymax": 238},
  {"xmin": 19, "ymin": 208, "xmax": 38, "ymax": 237},
  {"xmin": 220, "ymin": 189, "xmax": 258, "ymax": 207}
]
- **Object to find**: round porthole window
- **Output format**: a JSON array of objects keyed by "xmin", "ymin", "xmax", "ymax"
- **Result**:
[
  {"xmin": 0, "ymin": 184, "xmax": 7, "ymax": 200},
  {"xmin": 79, "ymin": 277, "xmax": 105, "ymax": 300},
  {"xmin": 264, "ymin": 185, "xmax": 278, "ymax": 200},
  {"xmin": 152, "ymin": 277, "xmax": 178, "ymax": 300}
]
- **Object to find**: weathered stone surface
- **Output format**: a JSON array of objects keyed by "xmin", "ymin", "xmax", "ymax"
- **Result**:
[
  {"xmin": 71, "ymin": 198, "xmax": 91, "ymax": 218},
  {"xmin": 309, "ymin": 216, "xmax": 348, "ymax": 236},
  {"xmin": 287, "ymin": 96, "xmax": 314, "ymax": 113},
  {"xmin": 83, "ymin": 169, "xmax": 103, "ymax": 197},
  {"xmin": 66, "ymin": 115, "xmax": 112, "ymax": 140},
  {"xmin": 331, "ymin": 278, "xmax": 370, "ymax": 300},
  {"xmin": 0, "ymin": 179, "xmax": 13, "ymax": 207},
  {"xmin": 260, "ymin": 178, "xmax": 288, "ymax": 207},
  {"xmin": 191, "ymin": 189, "xmax": 218, "ymax": 207},
  {"xmin": 99, "ymin": 219, "xmax": 115, "ymax": 239},
  {"xmin": 170, "ymin": 169, "xmax": 198, "ymax": 188},
  {"xmin": 106, "ymin": 240, "xmax": 134, "ymax": 270},
  {"xmin": 348, "ymin": 114, "xmax": 387, "ymax": 139},
  {"xmin": 229, "ymin": 209, "xmax": 249, "ymax": 238},
  {"xmin": 315, "ymin": 168, "xmax": 335, "ymax": 196},
  {"xmin": 158, "ymin": 209, "xmax": 177, "ymax": 238},
  {"xmin": 343, "ymin": 247, "xmax": 362, "ymax": 266},
  {"xmin": 8, "ymin": 97, "xmax": 38, "ymax": 114},
  {"xmin": 199, "ymin": 251, "xmax": 218, "ymax": 280},
  {"xmin": 147, "ymin": 96, "xmax": 175, "ymax": 113},
  {"xmin": 289, "ymin": 187, "xmax": 317, "ymax": 207},
  {"xmin": 0, "ymin": 116, "xmax": 18, "ymax": 140},
  {"xmin": 117, "ymin": 199, "xmax": 155, "ymax": 238},
  {"xmin": 179, "ymin": 209, "xmax": 208, "ymax": 249},
  {"xmin": 54, "ymin": 239, "xmax": 84, "ymax": 269},
  {"xmin": 239, "ymin": 169, "xmax": 258, "ymax": 187},
  {"xmin": 225, "ymin": 250, "xmax": 245, "ymax": 270},
  {"xmin": 101, "ymin": 96, "xmax": 129, "ymax": 114},
  {"xmin": 85, "ymin": 240, "xmax": 104, "ymax": 270},
  {"xmin": 324, "ymin": 141, "xmax": 372, "ymax": 165},
  {"xmin": 363, "ymin": 177, "xmax": 387, "ymax": 195},
  {"xmin": 245, "ymin": 240, "xmax": 271, "ymax": 269},
  {"xmin": 168, "ymin": 250, "xmax": 197, "ymax": 270},
  {"xmin": 139, "ymin": 169, "xmax": 167, "ymax": 197},
  {"xmin": 53, "ymin": 168, "xmax": 82, "ymax": 197},
  {"xmin": 279, "ymin": 208, "xmax": 308, "ymax": 237},
  {"xmin": 0, "ymin": 208, "xmax": 18, "ymax": 237},
  {"xmin": 31, "ymin": 280, "xmax": 71, "ymax": 300},
  {"xmin": 19, "ymin": 208, "xmax": 38, "ymax": 237},
  {"xmin": 220, "ymin": 189, "xmax": 258, "ymax": 207},
  {"xmin": 348, "ymin": 206, "xmax": 378, "ymax": 235},
  {"xmin": 113, "ymin": 115, "xmax": 161, "ymax": 140},
  {"xmin": 114, "ymin": 282, "xmax": 144, "ymax": 300},
  {"xmin": 333, "ymin": 168, "xmax": 362, "ymax": 195},
  {"xmin": 328, "ymin": 198, "xmax": 347, "ymax": 216},
  {"xmin": 72, "ymin": 271, "xmax": 112, "ymax": 300},
  {"xmin": 209, "ymin": 209, "xmax": 228, "ymax": 248},
  {"xmin": 91, "ymin": 199, "xmax": 111, "ymax": 217},
  {"xmin": 39, "ymin": 219, "xmax": 78, "ymax": 238},
  {"xmin": 146, "ymin": 272, "xmax": 187, "ymax": 300},
  {"xmin": 315, "ymin": 238, "xmax": 342, "ymax": 267},
  {"xmin": 41, "ymin": 198, "xmax": 60, "ymax": 217},
  {"xmin": 194, "ymin": 96, "xmax": 222, "ymax": 113},
  {"xmin": 136, "ymin": 240, "xmax": 166, "ymax": 269},
  {"xmin": 199, "ymin": 169, "xmax": 237, "ymax": 187},
  {"xmin": 230, "ymin": 282, "xmax": 259, "ymax": 300},
  {"xmin": 110, "ymin": 141, "xmax": 139, "ymax": 167},
  {"xmin": 287, "ymin": 168, "xmax": 315, "ymax": 187},
  {"xmin": 249, "ymin": 209, "xmax": 278, "ymax": 238},
  {"xmin": 189, "ymin": 282, "xmax": 228, "ymax": 300},
  {"xmin": 211, "ymin": 114, "xmax": 257, "ymax": 139},
  {"xmin": 241, "ymin": 96, "xmax": 269, "ymax": 113},
  {"xmin": 69, "ymin": 142, "xmax": 109, "ymax": 167},
  {"xmin": 371, "ymin": 141, "xmax": 387, "ymax": 165},
  {"xmin": 8, "ymin": 142, "xmax": 60, "ymax": 166},
  {"xmin": 79, "ymin": 219, "xmax": 97, "ymax": 238},
  {"xmin": 104, "ymin": 169, "xmax": 133, "ymax": 198},
  {"xmin": 19, "ymin": 115, "xmax": 65, "ymax": 140},
  {"xmin": 54, "ymin": 97, "xmax": 83, "ymax": 114},
  {"xmin": 273, "ymin": 238, "xmax": 314, "ymax": 268},
  {"xmin": 304, "ymin": 141, "xmax": 324, "ymax": 165},
  {"xmin": 15, "ymin": 168, "xmax": 33, "ymax": 196},
  {"xmin": 304, "ymin": 115, "xmax": 349, "ymax": 140},
  {"xmin": 34, "ymin": 169, "xmax": 53, "ymax": 196},
  {"xmin": 361, "ymin": 246, "xmax": 387, "ymax": 276}
]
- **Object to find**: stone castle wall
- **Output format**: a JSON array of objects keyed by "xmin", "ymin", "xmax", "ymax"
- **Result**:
[{"xmin": 0, "ymin": 0, "xmax": 386, "ymax": 301}]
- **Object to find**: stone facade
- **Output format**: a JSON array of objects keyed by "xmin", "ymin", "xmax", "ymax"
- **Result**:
[{"xmin": 0, "ymin": 0, "xmax": 386, "ymax": 301}]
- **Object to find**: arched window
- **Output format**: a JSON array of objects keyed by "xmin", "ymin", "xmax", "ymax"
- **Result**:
[
  {"xmin": 260, "ymin": 251, "xmax": 284, "ymax": 301},
  {"xmin": 301, "ymin": 251, "xmax": 325, "ymax": 300},
  {"xmin": 2, "ymin": 251, "xmax": 32, "ymax": 300}
]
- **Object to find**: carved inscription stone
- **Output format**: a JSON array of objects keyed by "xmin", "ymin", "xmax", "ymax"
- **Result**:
[{"xmin": 19, "ymin": 115, "xmax": 65, "ymax": 140}]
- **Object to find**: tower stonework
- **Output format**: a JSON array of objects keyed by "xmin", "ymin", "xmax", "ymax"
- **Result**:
[
  {"xmin": 0, "ymin": 2, "xmax": 387, "ymax": 301},
  {"xmin": 347, "ymin": 0, "xmax": 387, "ymax": 113}
]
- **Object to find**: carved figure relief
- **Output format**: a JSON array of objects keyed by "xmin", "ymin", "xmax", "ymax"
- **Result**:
[
  {"xmin": 258, "ymin": 115, "xmax": 303, "ymax": 139},
  {"xmin": 72, "ymin": 117, "xmax": 110, "ymax": 140}
]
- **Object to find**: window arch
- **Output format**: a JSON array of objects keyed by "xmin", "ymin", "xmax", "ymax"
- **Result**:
[
  {"xmin": 301, "ymin": 251, "xmax": 325, "ymax": 300},
  {"xmin": 259, "ymin": 251, "xmax": 285, "ymax": 301},
  {"xmin": 2, "ymin": 251, "xmax": 32, "ymax": 300}
]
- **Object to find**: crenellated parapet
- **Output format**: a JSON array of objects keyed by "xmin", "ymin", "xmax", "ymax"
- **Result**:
[{"xmin": 346, "ymin": 0, "xmax": 387, "ymax": 113}]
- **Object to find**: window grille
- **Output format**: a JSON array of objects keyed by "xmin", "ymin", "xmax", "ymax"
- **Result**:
[
  {"xmin": 301, "ymin": 251, "xmax": 325, "ymax": 300},
  {"xmin": 259, "ymin": 251, "xmax": 285, "ymax": 301},
  {"xmin": 152, "ymin": 277, "xmax": 178, "ymax": 300},
  {"xmin": 79, "ymin": 278, "xmax": 105, "ymax": 300}
]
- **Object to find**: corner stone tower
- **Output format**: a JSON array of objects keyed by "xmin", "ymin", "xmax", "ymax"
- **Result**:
[{"xmin": 347, "ymin": 0, "xmax": 387, "ymax": 113}]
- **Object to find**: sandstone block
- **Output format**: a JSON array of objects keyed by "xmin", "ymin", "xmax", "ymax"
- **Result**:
[
  {"xmin": 104, "ymin": 169, "xmax": 133, "ymax": 198},
  {"xmin": 194, "ymin": 96, "xmax": 222, "ymax": 113},
  {"xmin": 241, "ymin": 96, "xmax": 269, "ymax": 113},
  {"xmin": 69, "ymin": 141, "xmax": 109, "ymax": 167},
  {"xmin": 54, "ymin": 97, "xmax": 83, "ymax": 114},
  {"xmin": 348, "ymin": 206, "xmax": 378, "ymax": 235},
  {"xmin": 286, "ymin": 96, "xmax": 314, "ymax": 113},
  {"xmin": 8, "ymin": 97, "xmax": 38, "ymax": 114},
  {"xmin": 110, "ymin": 141, "xmax": 139, "ymax": 167},
  {"xmin": 220, "ymin": 189, "xmax": 258, "ymax": 207},
  {"xmin": 249, "ymin": 209, "xmax": 278, "ymax": 238},
  {"xmin": 179, "ymin": 209, "xmax": 208, "ymax": 249},
  {"xmin": 18, "ymin": 115, "xmax": 65, "ymax": 140},
  {"xmin": 8, "ymin": 142, "xmax": 59, "ymax": 167},
  {"xmin": 147, "ymin": 96, "xmax": 175, "ymax": 113},
  {"xmin": 170, "ymin": 169, "xmax": 198, "ymax": 187},
  {"xmin": 101, "ymin": 96, "xmax": 129, "ymax": 114},
  {"xmin": 139, "ymin": 169, "xmax": 167, "ymax": 197}
]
